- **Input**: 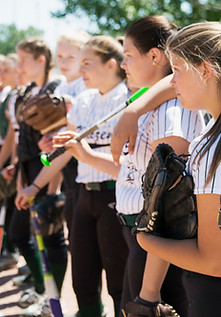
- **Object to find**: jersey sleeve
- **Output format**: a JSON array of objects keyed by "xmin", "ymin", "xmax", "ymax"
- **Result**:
[
  {"xmin": 191, "ymin": 140, "xmax": 221, "ymax": 195},
  {"xmin": 152, "ymin": 99, "xmax": 204, "ymax": 143}
]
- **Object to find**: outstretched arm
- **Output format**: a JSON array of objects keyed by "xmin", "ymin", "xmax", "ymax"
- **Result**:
[
  {"xmin": 111, "ymin": 74, "xmax": 175, "ymax": 164},
  {"xmin": 15, "ymin": 150, "xmax": 72, "ymax": 210},
  {"xmin": 53, "ymin": 130, "xmax": 121, "ymax": 178}
]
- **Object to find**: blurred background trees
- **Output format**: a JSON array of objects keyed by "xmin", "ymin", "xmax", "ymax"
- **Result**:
[
  {"xmin": 0, "ymin": 24, "xmax": 43, "ymax": 55},
  {"xmin": 52, "ymin": 0, "xmax": 221, "ymax": 35},
  {"xmin": 0, "ymin": 0, "xmax": 220, "ymax": 55}
]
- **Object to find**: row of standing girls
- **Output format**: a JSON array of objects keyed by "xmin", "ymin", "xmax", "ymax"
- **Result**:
[
  {"xmin": 3, "ymin": 15, "xmax": 221, "ymax": 317},
  {"xmin": 0, "ymin": 31, "xmax": 92, "ymax": 317},
  {"xmin": 16, "ymin": 34, "xmax": 130, "ymax": 317},
  {"xmin": 50, "ymin": 15, "xmax": 205, "ymax": 317},
  {"xmin": 110, "ymin": 20, "xmax": 221, "ymax": 317}
]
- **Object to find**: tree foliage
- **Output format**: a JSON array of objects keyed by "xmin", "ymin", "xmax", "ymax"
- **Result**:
[
  {"xmin": 52, "ymin": 0, "xmax": 221, "ymax": 35},
  {"xmin": 0, "ymin": 24, "xmax": 43, "ymax": 55}
]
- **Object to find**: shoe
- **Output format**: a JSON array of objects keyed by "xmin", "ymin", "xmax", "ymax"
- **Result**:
[
  {"xmin": 20, "ymin": 297, "xmax": 53, "ymax": 317},
  {"xmin": 20, "ymin": 296, "xmax": 65, "ymax": 317},
  {"xmin": 0, "ymin": 251, "xmax": 19, "ymax": 271},
  {"xmin": 18, "ymin": 264, "xmax": 31, "ymax": 276},
  {"xmin": 39, "ymin": 298, "xmax": 53, "ymax": 317},
  {"xmin": 13, "ymin": 273, "xmax": 34, "ymax": 287},
  {"xmin": 18, "ymin": 288, "xmax": 45, "ymax": 308},
  {"xmin": 122, "ymin": 299, "xmax": 180, "ymax": 317}
]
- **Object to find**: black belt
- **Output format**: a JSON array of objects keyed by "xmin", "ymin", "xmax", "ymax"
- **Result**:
[
  {"xmin": 117, "ymin": 213, "xmax": 138, "ymax": 227},
  {"xmin": 83, "ymin": 180, "xmax": 116, "ymax": 191}
]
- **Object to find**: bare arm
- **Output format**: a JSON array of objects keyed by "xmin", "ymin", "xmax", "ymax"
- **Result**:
[
  {"xmin": 0, "ymin": 121, "xmax": 15, "ymax": 168},
  {"xmin": 15, "ymin": 150, "xmax": 72, "ymax": 210},
  {"xmin": 138, "ymin": 134, "xmax": 221, "ymax": 277},
  {"xmin": 15, "ymin": 122, "xmax": 76, "ymax": 210},
  {"xmin": 111, "ymin": 74, "xmax": 175, "ymax": 164},
  {"xmin": 137, "ymin": 193, "xmax": 221, "ymax": 277},
  {"xmin": 53, "ymin": 130, "xmax": 121, "ymax": 178}
]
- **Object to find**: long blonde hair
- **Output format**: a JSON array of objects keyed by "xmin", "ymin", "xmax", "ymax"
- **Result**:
[
  {"xmin": 84, "ymin": 35, "xmax": 126, "ymax": 80},
  {"xmin": 166, "ymin": 21, "xmax": 221, "ymax": 184}
]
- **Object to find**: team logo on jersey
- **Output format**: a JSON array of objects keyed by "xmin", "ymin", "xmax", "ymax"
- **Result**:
[
  {"xmin": 123, "ymin": 141, "xmax": 129, "ymax": 155},
  {"xmin": 126, "ymin": 162, "xmax": 137, "ymax": 184}
]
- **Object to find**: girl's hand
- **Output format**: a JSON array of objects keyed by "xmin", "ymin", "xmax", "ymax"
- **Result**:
[
  {"xmin": 1, "ymin": 164, "xmax": 15, "ymax": 181},
  {"xmin": 15, "ymin": 185, "xmax": 38, "ymax": 210},
  {"xmin": 53, "ymin": 130, "xmax": 93, "ymax": 163},
  {"xmin": 38, "ymin": 134, "xmax": 54, "ymax": 153}
]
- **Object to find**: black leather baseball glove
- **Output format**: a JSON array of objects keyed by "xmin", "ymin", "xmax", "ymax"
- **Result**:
[
  {"xmin": 133, "ymin": 143, "xmax": 197, "ymax": 239},
  {"xmin": 32, "ymin": 192, "xmax": 66, "ymax": 236}
]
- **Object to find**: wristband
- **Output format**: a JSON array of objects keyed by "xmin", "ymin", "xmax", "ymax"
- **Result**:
[{"xmin": 32, "ymin": 182, "xmax": 41, "ymax": 191}]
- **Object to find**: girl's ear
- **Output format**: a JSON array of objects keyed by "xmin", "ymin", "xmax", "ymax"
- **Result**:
[
  {"xmin": 148, "ymin": 47, "xmax": 162, "ymax": 65},
  {"xmin": 201, "ymin": 61, "xmax": 213, "ymax": 83},
  {"xmin": 106, "ymin": 58, "xmax": 118, "ymax": 71},
  {"xmin": 37, "ymin": 54, "xmax": 46, "ymax": 66}
]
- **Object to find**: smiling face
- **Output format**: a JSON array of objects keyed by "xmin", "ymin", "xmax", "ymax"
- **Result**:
[
  {"xmin": 56, "ymin": 42, "xmax": 81, "ymax": 82},
  {"xmin": 79, "ymin": 47, "xmax": 109, "ymax": 90}
]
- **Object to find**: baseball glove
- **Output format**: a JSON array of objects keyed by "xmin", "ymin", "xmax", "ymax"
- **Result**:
[
  {"xmin": 0, "ymin": 173, "xmax": 16, "ymax": 201},
  {"xmin": 22, "ymin": 93, "xmax": 67, "ymax": 134},
  {"xmin": 32, "ymin": 192, "xmax": 66, "ymax": 236},
  {"xmin": 133, "ymin": 143, "xmax": 197, "ymax": 239}
]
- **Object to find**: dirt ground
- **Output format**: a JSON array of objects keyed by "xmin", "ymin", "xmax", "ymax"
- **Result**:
[{"xmin": 0, "ymin": 242, "xmax": 114, "ymax": 317}]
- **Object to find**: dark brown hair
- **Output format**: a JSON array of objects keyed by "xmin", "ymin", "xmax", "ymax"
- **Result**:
[{"xmin": 126, "ymin": 15, "xmax": 177, "ymax": 55}]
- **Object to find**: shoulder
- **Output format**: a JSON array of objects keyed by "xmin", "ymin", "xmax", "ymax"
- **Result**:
[{"xmin": 189, "ymin": 119, "xmax": 221, "ymax": 194}]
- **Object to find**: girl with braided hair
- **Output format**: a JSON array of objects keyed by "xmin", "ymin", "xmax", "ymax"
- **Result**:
[{"xmin": 9, "ymin": 37, "xmax": 68, "ymax": 317}]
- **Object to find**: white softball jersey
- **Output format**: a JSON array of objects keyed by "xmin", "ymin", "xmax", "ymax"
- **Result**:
[
  {"xmin": 54, "ymin": 76, "xmax": 86, "ymax": 98},
  {"xmin": 8, "ymin": 86, "xmax": 41, "ymax": 144},
  {"xmin": 67, "ymin": 81, "xmax": 130, "ymax": 184},
  {"xmin": 116, "ymin": 98, "xmax": 205, "ymax": 215},
  {"xmin": 188, "ymin": 118, "xmax": 221, "ymax": 194}
]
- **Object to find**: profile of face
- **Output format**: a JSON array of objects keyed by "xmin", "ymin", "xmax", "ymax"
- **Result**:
[
  {"xmin": 56, "ymin": 42, "xmax": 81, "ymax": 82},
  {"xmin": 79, "ymin": 47, "xmax": 110, "ymax": 90},
  {"xmin": 16, "ymin": 48, "xmax": 45, "ymax": 83},
  {"xmin": 170, "ymin": 53, "xmax": 207, "ymax": 111},
  {"xmin": 121, "ymin": 36, "xmax": 156, "ymax": 88},
  {"xmin": 1, "ymin": 59, "xmax": 16, "ymax": 87}
]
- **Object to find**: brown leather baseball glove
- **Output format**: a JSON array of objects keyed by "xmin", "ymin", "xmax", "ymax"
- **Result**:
[{"xmin": 22, "ymin": 93, "xmax": 67, "ymax": 134}]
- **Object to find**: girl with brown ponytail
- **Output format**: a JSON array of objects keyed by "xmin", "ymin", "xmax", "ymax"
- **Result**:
[{"xmin": 10, "ymin": 36, "xmax": 68, "ymax": 317}]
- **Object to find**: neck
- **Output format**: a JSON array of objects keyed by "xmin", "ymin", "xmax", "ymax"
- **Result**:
[
  {"xmin": 34, "ymin": 73, "xmax": 46, "ymax": 87},
  {"xmin": 67, "ymin": 73, "xmax": 81, "ymax": 83},
  {"xmin": 99, "ymin": 77, "xmax": 122, "ymax": 95}
]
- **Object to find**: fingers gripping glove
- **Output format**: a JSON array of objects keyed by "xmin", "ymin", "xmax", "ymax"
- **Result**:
[
  {"xmin": 32, "ymin": 192, "xmax": 66, "ymax": 236},
  {"xmin": 22, "ymin": 93, "xmax": 67, "ymax": 134},
  {"xmin": 132, "ymin": 143, "xmax": 197, "ymax": 239}
]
